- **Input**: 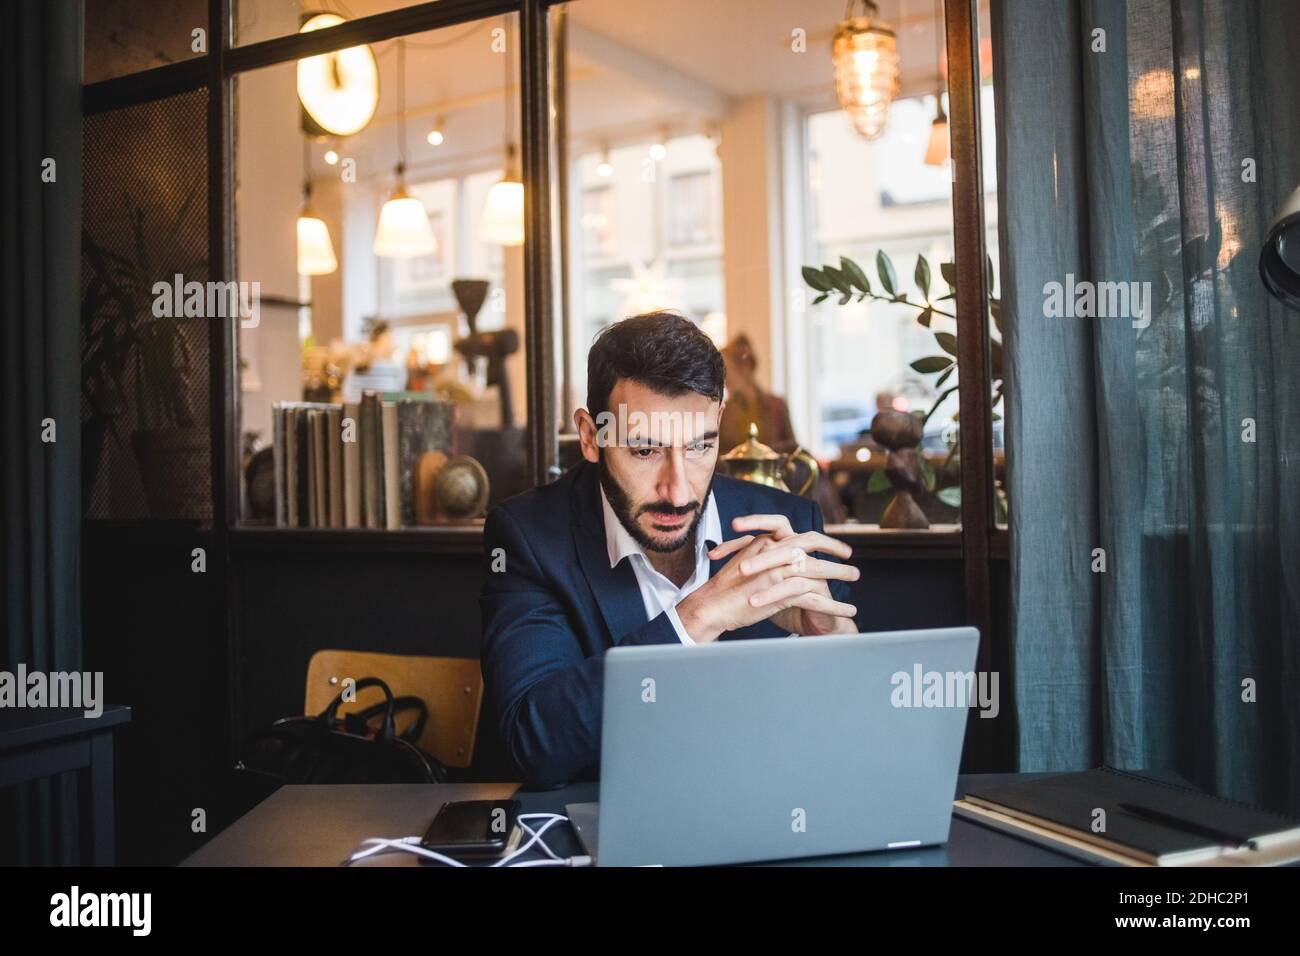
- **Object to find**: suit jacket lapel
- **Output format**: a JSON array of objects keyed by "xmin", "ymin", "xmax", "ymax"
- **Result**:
[
  {"xmin": 709, "ymin": 476, "xmax": 747, "ymax": 579},
  {"xmin": 571, "ymin": 462, "xmax": 650, "ymax": 645}
]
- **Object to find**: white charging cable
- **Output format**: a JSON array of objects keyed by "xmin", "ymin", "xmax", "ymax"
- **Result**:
[{"xmin": 343, "ymin": 812, "xmax": 592, "ymax": 867}]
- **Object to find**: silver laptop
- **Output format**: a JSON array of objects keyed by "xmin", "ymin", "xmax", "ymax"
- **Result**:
[{"xmin": 567, "ymin": 627, "xmax": 980, "ymax": 866}]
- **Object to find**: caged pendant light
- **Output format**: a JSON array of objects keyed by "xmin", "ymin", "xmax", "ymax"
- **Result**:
[
  {"xmin": 373, "ymin": 38, "xmax": 437, "ymax": 258},
  {"xmin": 832, "ymin": 0, "xmax": 901, "ymax": 141}
]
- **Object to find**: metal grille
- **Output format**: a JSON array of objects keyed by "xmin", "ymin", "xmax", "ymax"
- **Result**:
[{"xmin": 81, "ymin": 89, "xmax": 212, "ymax": 523}]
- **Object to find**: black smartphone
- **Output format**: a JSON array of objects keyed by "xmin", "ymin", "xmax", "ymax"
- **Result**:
[{"xmin": 420, "ymin": 799, "xmax": 520, "ymax": 858}]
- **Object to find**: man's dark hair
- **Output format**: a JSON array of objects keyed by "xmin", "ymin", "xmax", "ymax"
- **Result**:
[{"xmin": 586, "ymin": 311, "xmax": 725, "ymax": 417}]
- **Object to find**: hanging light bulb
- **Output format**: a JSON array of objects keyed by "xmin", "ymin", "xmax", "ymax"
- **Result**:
[
  {"xmin": 832, "ymin": 0, "xmax": 901, "ymax": 140},
  {"xmin": 922, "ymin": 1, "xmax": 950, "ymax": 166},
  {"xmin": 374, "ymin": 163, "xmax": 437, "ymax": 257},
  {"xmin": 649, "ymin": 130, "xmax": 667, "ymax": 161},
  {"xmin": 480, "ymin": 144, "xmax": 524, "ymax": 246},
  {"xmin": 596, "ymin": 147, "xmax": 613, "ymax": 178},
  {"xmin": 324, "ymin": 148, "xmax": 339, "ymax": 165},
  {"xmin": 924, "ymin": 95, "xmax": 950, "ymax": 166},
  {"xmin": 297, "ymin": 183, "xmax": 338, "ymax": 275},
  {"xmin": 479, "ymin": 18, "xmax": 525, "ymax": 247},
  {"xmin": 372, "ymin": 41, "xmax": 436, "ymax": 257},
  {"xmin": 298, "ymin": 139, "xmax": 337, "ymax": 275},
  {"xmin": 426, "ymin": 115, "xmax": 445, "ymax": 146}
]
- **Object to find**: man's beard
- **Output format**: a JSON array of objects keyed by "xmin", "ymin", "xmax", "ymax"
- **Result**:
[{"xmin": 598, "ymin": 453, "xmax": 712, "ymax": 554}]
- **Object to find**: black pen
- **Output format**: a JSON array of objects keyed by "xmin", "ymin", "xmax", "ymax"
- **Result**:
[{"xmin": 1117, "ymin": 802, "xmax": 1258, "ymax": 851}]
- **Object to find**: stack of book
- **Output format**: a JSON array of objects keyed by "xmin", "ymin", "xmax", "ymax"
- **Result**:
[
  {"xmin": 954, "ymin": 766, "xmax": 1300, "ymax": 866},
  {"xmin": 271, "ymin": 394, "xmax": 456, "ymax": 529}
]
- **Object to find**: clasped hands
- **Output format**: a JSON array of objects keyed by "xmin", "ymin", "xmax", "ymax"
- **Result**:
[{"xmin": 676, "ymin": 514, "xmax": 859, "ymax": 644}]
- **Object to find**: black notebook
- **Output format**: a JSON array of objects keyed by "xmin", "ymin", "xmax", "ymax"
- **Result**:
[{"xmin": 960, "ymin": 767, "xmax": 1300, "ymax": 865}]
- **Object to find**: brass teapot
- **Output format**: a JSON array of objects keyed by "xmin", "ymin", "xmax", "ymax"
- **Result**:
[{"xmin": 717, "ymin": 423, "xmax": 819, "ymax": 497}]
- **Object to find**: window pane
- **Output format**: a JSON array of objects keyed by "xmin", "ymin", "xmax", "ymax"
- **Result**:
[
  {"xmin": 234, "ymin": 15, "xmax": 528, "ymax": 528},
  {"xmin": 84, "ymin": 0, "xmax": 207, "ymax": 83},
  {"xmin": 234, "ymin": 1, "xmax": 437, "ymax": 47},
  {"xmin": 552, "ymin": 0, "xmax": 967, "ymax": 529}
]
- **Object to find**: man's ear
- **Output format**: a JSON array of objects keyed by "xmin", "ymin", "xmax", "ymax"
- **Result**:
[{"xmin": 575, "ymin": 408, "xmax": 600, "ymax": 463}]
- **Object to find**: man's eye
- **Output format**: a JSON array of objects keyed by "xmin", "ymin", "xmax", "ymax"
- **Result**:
[
  {"xmin": 631, "ymin": 447, "xmax": 658, "ymax": 459},
  {"xmin": 684, "ymin": 443, "xmax": 714, "ymax": 459}
]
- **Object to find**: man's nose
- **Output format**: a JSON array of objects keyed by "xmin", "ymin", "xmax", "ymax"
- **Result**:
[{"xmin": 658, "ymin": 449, "xmax": 694, "ymax": 507}]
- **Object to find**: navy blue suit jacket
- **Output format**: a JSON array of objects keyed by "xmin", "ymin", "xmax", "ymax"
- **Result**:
[{"xmin": 479, "ymin": 460, "xmax": 852, "ymax": 789}]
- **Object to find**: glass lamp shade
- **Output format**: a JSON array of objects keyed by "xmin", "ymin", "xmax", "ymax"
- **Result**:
[
  {"xmin": 297, "ymin": 210, "xmax": 338, "ymax": 275},
  {"xmin": 373, "ymin": 186, "xmax": 437, "ymax": 258},
  {"xmin": 832, "ymin": 9, "xmax": 901, "ymax": 140},
  {"xmin": 479, "ymin": 177, "xmax": 525, "ymax": 246}
]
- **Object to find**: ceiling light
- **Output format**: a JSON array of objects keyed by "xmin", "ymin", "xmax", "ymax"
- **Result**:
[{"xmin": 833, "ymin": 0, "xmax": 901, "ymax": 140}]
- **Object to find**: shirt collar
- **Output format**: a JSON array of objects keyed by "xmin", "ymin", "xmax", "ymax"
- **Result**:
[{"xmin": 600, "ymin": 486, "xmax": 722, "ymax": 570}]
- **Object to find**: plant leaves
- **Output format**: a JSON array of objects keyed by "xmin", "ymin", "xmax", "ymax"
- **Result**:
[
  {"xmin": 802, "ymin": 266, "xmax": 833, "ymax": 292},
  {"xmin": 990, "ymin": 298, "xmax": 1003, "ymax": 334},
  {"xmin": 934, "ymin": 364, "xmax": 956, "ymax": 389},
  {"xmin": 840, "ymin": 256, "xmax": 872, "ymax": 295},
  {"xmin": 923, "ymin": 383, "xmax": 961, "ymax": 424},
  {"xmin": 867, "ymin": 469, "xmax": 892, "ymax": 493},
  {"xmin": 918, "ymin": 307, "xmax": 933, "ymax": 328},
  {"xmin": 822, "ymin": 265, "xmax": 854, "ymax": 296},
  {"xmin": 937, "ymin": 487, "xmax": 962, "ymax": 508},
  {"xmin": 876, "ymin": 250, "xmax": 897, "ymax": 296},
  {"xmin": 914, "ymin": 255, "xmax": 931, "ymax": 300},
  {"xmin": 812, "ymin": 292, "xmax": 829, "ymax": 305},
  {"xmin": 940, "ymin": 261, "xmax": 957, "ymax": 290},
  {"xmin": 919, "ymin": 456, "xmax": 937, "ymax": 493},
  {"xmin": 934, "ymin": 331, "xmax": 959, "ymax": 356},
  {"xmin": 910, "ymin": 355, "xmax": 953, "ymax": 374}
]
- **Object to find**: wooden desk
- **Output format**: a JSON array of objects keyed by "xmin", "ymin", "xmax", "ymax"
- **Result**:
[{"xmin": 182, "ymin": 772, "xmax": 1085, "ymax": 867}]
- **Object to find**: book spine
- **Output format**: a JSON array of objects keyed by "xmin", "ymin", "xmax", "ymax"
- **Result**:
[
  {"xmin": 382, "ymin": 402, "xmax": 401, "ymax": 530},
  {"xmin": 272, "ymin": 404, "xmax": 286, "ymax": 528},
  {"xmin": 343, "ymin": 402, "xmax": 361, "ymax": 529},
  {"xmin": 285, "ymin": 408, "xmax": 299, "ymax": 528},
  {"xmin": 361, "ymin": 393, "xmax": 381, "ymax": 529},
  {"xmin": 315, "ymin": 410, "xmax": 329, "ymax": 528},
  {"xmin": 327, "ymin": 406, "xmax": 343, "ymax": 528},
  {"xmin": 306, "ymin": 410, "xmax": 319, "ymax": 528}
]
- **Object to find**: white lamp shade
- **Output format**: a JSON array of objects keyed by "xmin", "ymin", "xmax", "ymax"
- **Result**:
[
  {"xmin": 479, "ymin": 179, "xmax": 525, "ymax": 246},
  {"xmin": 373, "ymin": 189, "xmax": 437, "ymax": 258},
  {"xmin": 297, "ymin": 213, "xmax": 337, "ymax": 275}
]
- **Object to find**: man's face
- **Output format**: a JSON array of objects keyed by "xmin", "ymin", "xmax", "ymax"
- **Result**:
[{"xmin": 576, "ymin": 379, "xmax": 722, "ymax": 554}]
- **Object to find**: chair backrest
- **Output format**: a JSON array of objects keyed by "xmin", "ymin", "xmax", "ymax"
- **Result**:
[{"xmin": 305, "ymin": 650, "xmax": 483, "ymax": 769}]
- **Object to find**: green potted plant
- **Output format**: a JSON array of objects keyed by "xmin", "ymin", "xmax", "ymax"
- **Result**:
[
  {"xmin": 82, "ymin": 181, "xmax": 208, "ymax": 519},
  {"xmin": 802, "ymin": 250, "xmax": 1007, "ymax": 522}
]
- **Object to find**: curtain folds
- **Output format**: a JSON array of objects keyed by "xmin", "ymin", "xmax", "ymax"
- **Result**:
[
  {"xmin": 995, "ymin": 0, "xmax": 1300, "ymax": 812},
  {"xmin": 0, "ymin": 0, "xmax": 84, "ymax": 864}
]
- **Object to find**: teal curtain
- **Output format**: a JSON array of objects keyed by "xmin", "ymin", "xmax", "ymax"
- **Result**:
[
  {"xmin": 994, "ymin": 0, "xmax": 1300, "ymax": 812},
  {"xmin": 0, "ymin": 0, "xmax": 84, "ymax": 863}
]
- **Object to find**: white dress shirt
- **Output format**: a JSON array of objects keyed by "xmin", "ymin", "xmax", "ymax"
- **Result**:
[{"xmin": 600, "ymin": 486, "xmax": 723, "ymax": 645}]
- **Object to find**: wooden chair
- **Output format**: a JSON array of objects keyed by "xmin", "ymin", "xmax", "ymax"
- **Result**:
[{"xmin": 304, "ymin": 650, "xmax": 483, "ymax": 769}]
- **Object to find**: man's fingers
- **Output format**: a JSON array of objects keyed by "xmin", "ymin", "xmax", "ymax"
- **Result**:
[
  {"xmin": 758, "ymin": 530, "xmax": 852, "ymax": 561},
  {"xmin": 785, "ymin": 590, "xmax": 858, "ymax": 619},
  {"xmin": 707, "ymin": 535, "xmax": 755, "ymax": 560},
  {"xmin": 731, "ymin": 514, "xmax": 794, "ymax": 538},
  {"xmin": 748, "ymin": 575, "xmax": 819, "ymax": 609},
  {"xmin": 738, "ymin": 546, "xmax": 861, "ymax": 581}
]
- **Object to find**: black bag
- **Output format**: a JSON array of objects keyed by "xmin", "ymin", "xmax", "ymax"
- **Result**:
[{"xmin": 237, "ymin": 677, "xmax": 448, "ymax": 784}]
